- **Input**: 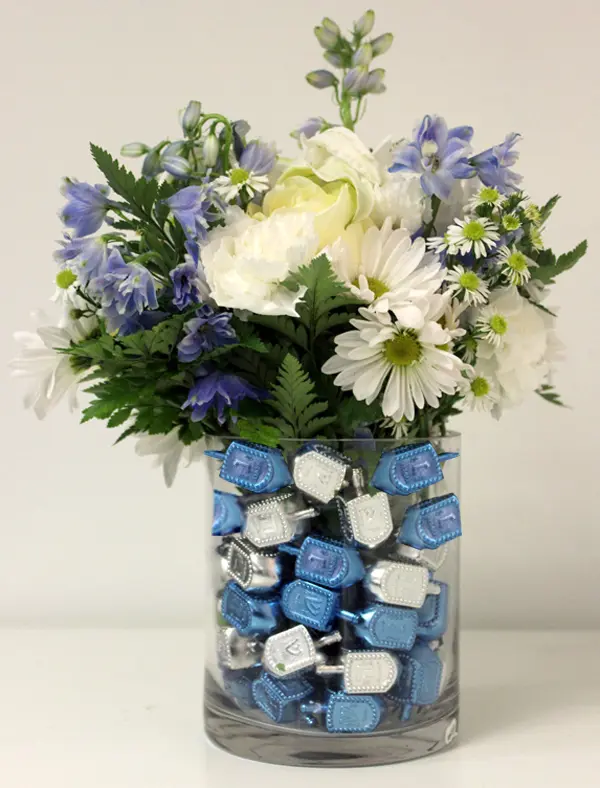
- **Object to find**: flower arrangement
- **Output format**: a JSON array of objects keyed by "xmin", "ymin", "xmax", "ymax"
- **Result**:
[{"xmin": 12, "ymin": 9, "xmax": 586, "ymax": 485}]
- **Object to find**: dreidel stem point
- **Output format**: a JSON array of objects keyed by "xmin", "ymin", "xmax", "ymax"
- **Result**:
[
  {"xmin": 205, "ymin": 450, "xmax": 226, "ymax": 461},
  {"xmin": 337, "ymin": 609, "xmax": 361, "ymax": 625},
  {"xmin": 315, "ymin": 631, "xmax": 343, "ymax": 649}
]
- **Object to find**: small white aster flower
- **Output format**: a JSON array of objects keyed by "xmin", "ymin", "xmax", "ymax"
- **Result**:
[
  {"xmin": 529, "ymin": 225, "xmax": 545, "ymax": 251},
  {"xmin": 501, "ymin": 213, "xmax": 522, "ymax": 233},
  {"xmin": 467, "ymin": 186, "xmax": 504, "ymax": 211},
  {"xmin": 426, "ymin": 234, "xmax": 450, "ymax": 255},
  {"xmin": 213, "ymin": 169, "xmax": 271, "ymax": 202},
  {"xmin": 445, "ymin": 217, "xmax": 500, "ymax": 258},
  {"xmin": 475, "ymin": 299, "xmax": 514, "ymax": 348},
  {"xmin": 495, "ymin": 245, "xmax": 535, "ymax": 286},
  {"xmin": 446, "ymin": 265, "xmax": 490, "ymax": 306},
  {"xmin": 459, "ymin": 364, "xmax": 499, "ymax": 412},
  {"xmin": 523, "ymin": 202, "xmax": 542, "ymax": 225}
]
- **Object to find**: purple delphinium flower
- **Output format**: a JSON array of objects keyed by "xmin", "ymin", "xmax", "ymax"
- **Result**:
[
  {"xmin": 166, "ymin": 185, "xmax": 223, "ymax": 242},
  {"xmin": 471, "ymin": 133, "xmax": 523, "ymax": 195},
  {"xmin": 239, "ymin": 141, "xmax": 276, "ymax": 177},
  {"xmin": 60, "ymin": 179, "xmax": 111, "ymax": 237},
  {"xmin": 390, "ymin": 115, "xmax": 475, "ymax": 201},
  {"xmin": 291, "ymin": 117, "xmax": 329, "ymax": 140},
  {"xmin": 90, "ymin": 248, "xmax": 158, "ymax": 335},
  {"xmin": 182, "ymin": 369, "xmax": 265, "ymax": 424},
  {"xmin": 54, "ymin": 235, "xmax": 109, "ymax": 286},
  {"xmin": 170, "ymin": 257, "xmax": 202, "ymax": 310},
  {"xmin": 177, "ymin": 306, "xmax": 237, "ymax": 363}
]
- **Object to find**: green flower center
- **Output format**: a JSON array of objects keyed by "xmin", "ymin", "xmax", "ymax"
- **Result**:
[
  {"xmin": 506, "ymin": 251, "xmax": 528, "ymax": 273},
  {"xmin": 353, "ymin": 276, "xmax": 389, "ymax": 299},
  {"xmin": 479, "ymin": 187, "xmax": 499, "ymax": 204},
  {"xmin": 458, "ymin": 271, "xmax": 481, "ymax": 291},
  {"xmin": 489, "ymin": 314, "xmax": 508, "ymax": 335},
  {"xmin": 230, "ymin": 167, "xmax": 250, "ymax": 186},
  {"xmin": 383, "ymin": 331, "xmax": 422, "ymax": 367},
  {"xmin": 502, "ymin": 214, "xmax": 521, "ymax": 231},
  {"xmin": 530, "ymin": 227, "xmax": 544, "ymax": 249},
  {"xmin": 470, "ymin": 376, "xmax": 490, "ymax": 397},
  {"xmin": 463, "ymin": 220, "xmax": 487, "ymax": 241},
  {"xmin": 524, "ymin": 204, "xmax": 541, "ymax": 224},
  {"xmin": 56, "ymin": 269, "xmax": 77, "ymax": 290}
]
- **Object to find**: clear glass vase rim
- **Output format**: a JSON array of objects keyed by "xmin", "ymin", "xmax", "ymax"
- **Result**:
[{"xmin": 210, "ymin": 431, "xmax": 461, "ymax": 444}]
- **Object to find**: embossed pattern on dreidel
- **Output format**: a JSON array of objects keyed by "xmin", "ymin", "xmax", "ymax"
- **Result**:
[
  {"xmin": 262, "ymin": 625, "xmax": 342, "ymax": 679},
  {"xmin": 216, "ymin": 626, "xmax": 263, "ymax": 671},
  {"xmin": 205, "ymin": 441, "xmax": 293, "ymax": 493},
  {"xmin": 338, "ymin": 604, "xmax": 420, "ymax": 651},
  {"xmin": 365, "ymin": 560, "xmax": 441, "ymax": 609},
  {"xmin": 220, "ymin": 581, "xmax": 281, "ymax": 637},
  {"xmin": 316, "ymin": 650, "xmax": 400, "ymax": 695},
  {"xmin": 293, "ymin": 446, "xmax": 349, "ymax": 504},
  {"xmin": 224, "ymin": 537, "xmax": 282, "ymax": 593},
  {"xmin": 281, "ymin": 580, "xmax": 340, "ymax": 632},
  {"xmin": 396, "ymin": 542, "xmax": 449, "ymax": 572},
  {"xmin": 371, "ymin": 442, "xmax": 458, "ymax": 496},
  {"xmin": 388, "ymin": 642, "xmax": 446, "ymax": 707},
  {"xmin": 222, "ymin": 668, "xmax": 259, "ymax": 709},
  {"xmin": 212, "ymin": 491, "xmax": 246, "ymax": 537},
  {"xmin": 345, "ymin": 467, "xmax": 394, "ymax": 548},
  {"xmin": 279, "ymin": 536, "xmax": 365, "ymax": 589},
  {"xmin": 252, "ymin": 672, "xmax": 313, "ymax": 724},
  {"xmin": 399, "ymin": 494, "xmax": 462, "ymax": 550},
  {"xmin": 301, "ymin": 692, "xmax": 385, "ymax": 734},
  {"xmin": 417, "ymin": 581, "xmax": 449, "ymax": 641},
  {"xmin": 243, "ymin": 494, "xmax": 318, "ymax": 549}
]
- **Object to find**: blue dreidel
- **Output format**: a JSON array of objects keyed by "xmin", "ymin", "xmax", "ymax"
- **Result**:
[
  {"xmin": 293, "ymin": 444, "xmax": 350, "ymax": 504},
  {"xmin": 371, "ymin": 442, "xmax": 458, "ymax": 496},
  {"xmin": 205, "ymin": 441, "xmax": 293, "ymax": 493},
  {"xmin": 279, "ymin": 536, "xmax": 365, "ymax": 589},
  {"xmin": 281, "ymin": 580, "xmax": 340, "ymax": 632},
  {"xmin": 417, "ymin": 582, "xmax": 449, "ymax": 641},
  {"xmin": 222, "ymin": 537, "xmax": 282, "ymax": 593},
  {"xmin": 338, "ymin": 604, "xmax": 420, "ymax": 651},
  {"xmin": 212, "ymin": 491, "xmax": 245, "ymax": 536},
  {"xmin": 222, "ymin": 668, "xmax": 259, "ymax": 709},
  {"xmin": 301, "ymin": 691, "xmax": 385, "ymax": 733},
  {"xmin": 399, "ymin": 494, "xmax": 462, "ymax": 550},
  {"xmin": 220, "ymin": 581, "xmax": 281, "ymax": 637},
  {"xmin": 316, "ymin": 650, "xmax": 400, "ymax": 694},
  {"xmin": 388, "ymin": 642, "xmax": 446, "ymax": 707},
  {"xmin": 252, "ymin": 672, "xmax": 313, "ymax": 724}
]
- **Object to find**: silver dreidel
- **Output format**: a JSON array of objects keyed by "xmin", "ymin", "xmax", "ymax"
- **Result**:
[
  {"xmin": 293, "ymin": 446, "xmax": 349, "ymax": 504},
  {"xmin": 262, "ymin": 624, "xmax": 342, "ymax": 679},
  {"xmin": 365, "ymin": 560, "xmax": 441, "ymax": 608},
  {"xmin": 244, "ymin": 493, "xmax": 318, "ymax": 549},
  {"xmin": 216, "ymin": 627, "xmax": 263, "ymax": 671},
  {"xmin": 345, "ymin": 468, "xmax": 394, "ymax": 548},
  {"xmin": 316, "ymin": 650, "xmax": 400, "ymax": 695},
  {"xmin": 222, "ymin": 537, "xmax": 282, "ymax": 592}
]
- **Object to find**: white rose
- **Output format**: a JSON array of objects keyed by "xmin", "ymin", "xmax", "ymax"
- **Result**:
[
  {"xmin": 371, "ymin": 171, "xmax": 432, "ymax": 234},
  {"xmin": 201, "ymin": 212, "xmax": 319, "ymax": 316}
]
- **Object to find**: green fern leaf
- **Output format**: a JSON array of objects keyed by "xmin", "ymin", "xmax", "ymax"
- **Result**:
[{"xmin": 268, "ymin": 354, "xmax": 335, "ymax": 438}]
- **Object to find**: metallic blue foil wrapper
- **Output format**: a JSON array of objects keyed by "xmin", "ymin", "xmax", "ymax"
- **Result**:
[
  {"xmin": 206, "ymin": 441, "xmax": 293, "ymax": 493},
  {"xmin": 220, "ymin": 581, "xmax": 281, "ymax": 636},
  {"xmin": 399, "ymin": 494, "xmax": 462, "ymax": 550},
  {"xmin": 371, "ymin": 443, "xmax": 458, "ymax": 496}
]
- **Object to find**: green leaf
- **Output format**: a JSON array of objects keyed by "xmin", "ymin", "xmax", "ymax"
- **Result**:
[
  {"xmin": 234, "ymin": 418, "xmax": 282, "ymax": 447},
  {"xmin": 534, "ymin": 240, "xmax": 587, "ymax": 284},
  {"xmin": 247, "ymin": 314, "xmax": 309, "ymax": 350},
  {"xmin": 539, "ymin": 194, "xmax": 560, "ymax": 224},
  {"xmin": 536, "ymin": 384, "xmax": 567, "ymax": 408},
  {"xmin": 90, "ymin": 144, "xmax": 159, "ymax": 221},
  {"xmin": 106, "ymin": 408, "xmax": 133, "ymax": 428},
  {"xmin": 268, "ymin": 354, "xmax": 336, "ymax": 438}
]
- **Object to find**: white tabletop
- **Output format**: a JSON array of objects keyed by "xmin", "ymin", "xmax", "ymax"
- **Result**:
[{"xmin": 1, "ymin": 629, "xmax": 599, "ymax": 787}]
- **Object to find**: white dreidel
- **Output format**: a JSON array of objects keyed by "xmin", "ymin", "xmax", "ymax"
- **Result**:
[
  {"xmin": 345, "ymin": 468, "xmax": 394, "ymax": 549},
  {"xmin": 262, "ymin": 624, "xmax": 342, "ymax": 679},
  {"xmin": 365, "ymin": 560, "xmax": 441, "ymax": 609},
  {"xmin": 316, "ymin": 650, "xmax": 400, "ymax": 695}
]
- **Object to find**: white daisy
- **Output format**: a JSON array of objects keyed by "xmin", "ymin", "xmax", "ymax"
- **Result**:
[
  {"xmin": 529, "ymin": 225, "xmax": 545, "ymax": 251},
  {"xmin": 495, "ymin": 245, "xmax": 535, "ymax": 286},
  {"xmin": 213, "ymin": 169, "xmax": 270, "ymax": 202},
  {"xmin": 329, "ymin": 217, "xmax": 445, "ymax": 327},
  {"xmin": 135, "ymin": 429, "xmax": 205, "ymax": 487},
  {"xmin": 10, "ymin": 294, "xmax": 97, "ymax": 419},
  {"xmin": 458, "ymin": 364, "xmax": 499, "ymax": 412},
  {"xmin": 322, "ymin": 298, "xmax": 465, "ymax": 423},
  {"xmin": 475, "ymin": 303, "xmax": 511, "ymax": 348},
  {"xmin": 501, "ymin": 213, "xmax": 522, "ymax": 233},
  {"xmin": 445, "ymin": 217, "xmax": 500, "ymax": 258},
  {"xmin": 467, "ymin": 186, "xmax": 504, "ymax": 211},
  {"xmin": 446, "ymin": 265, "xmax": 490, "ymax": 306}
]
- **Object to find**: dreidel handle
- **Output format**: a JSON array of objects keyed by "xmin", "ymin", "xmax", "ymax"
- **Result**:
[
  {"xmin": 315, "ymin": 663, "xmax": 344, "ymax": 677},
  {"xmin": 438, "ymin": 451, "xmax": 459, "ymax": 464},
  {"xmin": 205, "ymin": 450, "xmax": 226, "ymax": 461},
  {"xmin": 315, "ymin": 631, "xmax": 343, "ymax": 649},
  {"xmin": 426, "ymin": 582, "xmax": 442, "ymax": 597},
  {"xmin": 300, "ymin": 701, "xmax": 326, "ymax": 715},
  {"xmin": 289, "ymin": 507, "xmax": 319, "ymax": 522},
  {"xmin": 337, "ymin": 609, "xmax": 361, "ymax": 626}
]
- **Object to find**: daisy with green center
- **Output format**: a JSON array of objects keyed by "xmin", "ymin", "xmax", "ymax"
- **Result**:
[
  {"xmin": 458, "ymin": 364, "xmax": 499, "ymax": 412},
  {"xmin": 523, "ymin": 203, "xmax": 542, "ymax": 225},
  {"xmin": 529, "ymin": 225, "xmax": 545, "ymax": 251},
  {"xmin": 329, "ymin": 216, "xmax": 445, "ymax": 326},
  {"xmin": 445, "ymin": 217, "xmax": 500, "ymax": 258},
  {"xmin": 475, "ymin": 297, "xmax": 514, "ymax": 349},
  {"xmin": 213, "ymin": 140, "xmax": 276, "ymax": 203},
  {"xmin": 322, "ymin": 297, "xmax": 465, "ymax": 422},
  {"xmin": 446, "ymin": 264, "xmax": 490, "ymax": 306},
  {"xmin": 495, "ymin": 245, "xmax": 535, "ymax": 286},
  {"xmin": 502, "ymin": 213, "xmax": 522, "ymax": 232},
  {"xmin": 467, "ymin": 186, "xmax": 504, "ymax": 211}
]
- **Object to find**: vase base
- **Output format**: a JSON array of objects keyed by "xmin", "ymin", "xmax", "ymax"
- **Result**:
[{"xmin": 204, "ymin": 673, "xmax": 459, "ymax": 768}]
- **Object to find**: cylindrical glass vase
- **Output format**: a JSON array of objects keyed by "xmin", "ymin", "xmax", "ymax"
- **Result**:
[{"xmin": 204, "ymin": 435, "xmax": 461, "ymax": 767}]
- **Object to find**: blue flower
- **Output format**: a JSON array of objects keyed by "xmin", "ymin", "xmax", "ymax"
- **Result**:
[
  {"xmin": 182, "ymin": 369, "xmax": 265, "ymax": 424},
  {"xmin": 390, "ymin": 115, "xmax": 474, "ymax": 201},
  {"xmin": 291, "ymin": 117, "xmax": 329, "ymax": 140},
  {"xmin": 177, "ymin": 306, "xmax": 237, "ymax": 363},
  {"xmin": 60, "ymin": 179, "xmax": 111, "ymax": 237},
  {"xmin": 239, "ymin": 140, "xmax": 276, "ymax": 177},
  {"xmin": 471, "ymin": 133, "xmax": 523, "ymax": 195},
  {"xmin": 55, "ymin": 235, "xmax": 109, "ymax": 286},
  {"xmin": 90, "ymin": 249, "xmax": 158, "ymax": 335},
  {"xmin": 166, "ymin": 185, "xmax": 223, "ymax": 242},
  {"xmin": 170, "ymin": 258, "xmax": 202, "ymax": 310}
]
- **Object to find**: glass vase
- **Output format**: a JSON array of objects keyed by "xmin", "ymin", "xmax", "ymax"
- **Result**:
[{"xmin": 203, "ymin": 435, "xmax": 461, "ymax": 767}]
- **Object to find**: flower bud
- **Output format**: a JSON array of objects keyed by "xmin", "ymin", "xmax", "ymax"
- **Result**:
[
  {"xmin": 370, "ymin": 32, "xmax": 394, "ymax": 57},
  {"xmin": 306, "ymin": 69, "xmax": 338, "ymax": 89},
  {"xmin": 365, "ymin": 68, "xmax": 386, "ymax": 94},
  {"xmin": 354, "ymin": 10, "xmax": 375, "ymax": 37},
  {"xmin": 56, "ymin": 269, "xmax": 77, "ymax": 290},
  {"xmin": 352, "ymin": 43, "xmax": 373, "ymax": 66},
  {"xmin": 203, "ymin": 134, "xmax": 220, "ymax": 167},
  {"xmin": 141, "ymin": 146, "xmax": 164, "ymax": 179},
  {"xmin": 314, "ymin": 25, "xmax": 338, "ymax": 49},
  {"xmin": 181, "ymin": 100, "xmax": 202, "ymax": 136},
  {"xmin": 324, "ymin": 51, "xmax": 344, "ymax": 68},
  {"xmin": 291, "ymin": 117, "xmax": 328, "ymax": 141},
  {"xmin": 120, "ymin": 142, "xmax": 149, "ymax": 158},
  {"xmin": 343, "ymin": 66, "xmax": 369, "ymax": 95},
  {"xmin": 321, "ymin": 17, "xmax": 340, "ymax": 35},
  {"xmin": 161, "ymin": 155, "xmax": 192, "ymax": 178},
  {"xmin": 162, "ymin": 141, "xmax": 186, "ymax": 158}
]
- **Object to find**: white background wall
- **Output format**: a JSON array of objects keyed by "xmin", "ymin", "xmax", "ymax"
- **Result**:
[{"xmin": 1, "ymin": 0, "xmax": 599, "ymax": 629}]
